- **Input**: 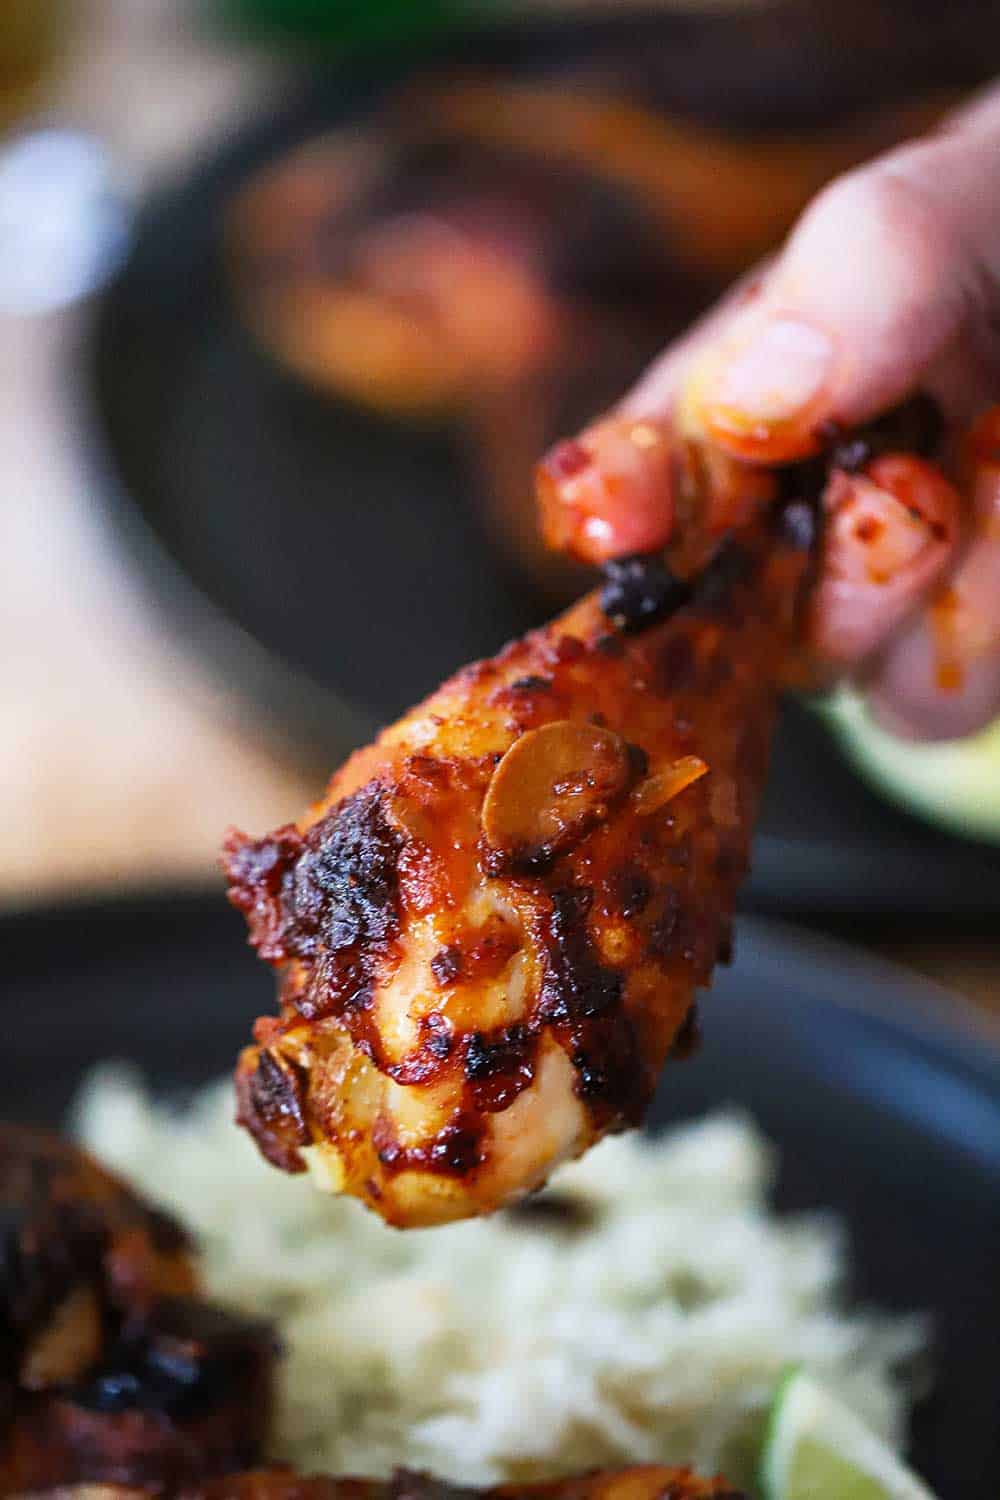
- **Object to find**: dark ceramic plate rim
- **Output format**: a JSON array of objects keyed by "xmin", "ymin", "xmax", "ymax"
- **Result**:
[{"xmin": 731, "ymin": 916, "xmax": 1000, "ymax": 1170}]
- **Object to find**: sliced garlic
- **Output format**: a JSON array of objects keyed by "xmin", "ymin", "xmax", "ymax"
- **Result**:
[
  {"xmin": 632, "ymin": 755, "xmax": 709, "ymax": 816},
  {"xmin": 482, "ymin": 720, "xmax": 633, "ymax": 863}
]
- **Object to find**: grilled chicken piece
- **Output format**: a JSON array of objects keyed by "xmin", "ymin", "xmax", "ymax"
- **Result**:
[
  {"xmin": 226, "ymin": 120, "xmax": 691, "ymax": 606},
  {"xmin": 0, "ymin": 1124, "xmax": 197, "ymax": 1399},
  {"xmin": 228, "ymin": 133, "xmax": 573, "ymax": 419},
  {"xmin": 227, "ymin": 103, "xmax": 696, "ymax": 422},
  {"xmin": 225, "ymin": 413, "xmax": 814, "ymax": 1227},
  {"xmin": 0, "ymin": 1126, "xmax": 276, "ymax": 1496}
]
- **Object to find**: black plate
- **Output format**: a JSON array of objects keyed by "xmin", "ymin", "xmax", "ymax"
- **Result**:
[
  {"xmin": 80, "ymin": 27, "xmax": 1000, "ymax": 917},
  {"xmin": 4, "ymin": 891, "xmax": 999, "ymax": 1495}
]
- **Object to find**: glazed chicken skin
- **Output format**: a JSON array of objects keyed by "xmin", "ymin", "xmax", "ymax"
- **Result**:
[
  {"xmin": 0, "ymin": 1126, "xmax": 276, "ymax": 1496},
  {"xmin": 225, "ymin": 421, "xmax": 812, "ymax": 1228}
]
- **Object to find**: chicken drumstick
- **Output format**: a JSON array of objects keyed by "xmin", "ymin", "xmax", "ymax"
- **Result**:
[
  {"xmin": 225, "ymin": 390, "xmax": 970, "ymax": 1228},
  {"xmin": 223, "ymin": 419, "xmax": 815, "ymax": 1226}
]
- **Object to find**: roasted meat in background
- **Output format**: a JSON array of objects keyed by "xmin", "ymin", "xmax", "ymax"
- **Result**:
[{"xmin": 0, "ymin": 1125, "xmax": 276, "ymax": 1496}]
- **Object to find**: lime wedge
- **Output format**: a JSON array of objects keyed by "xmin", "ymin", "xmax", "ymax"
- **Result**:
[
  {"xmin": 760, "ymin": 1371, "xmax": 938, "ymax": 1500},
  {"xmin": 822, "ymin": 686, "xmax": 1000, "ymax": 844}
]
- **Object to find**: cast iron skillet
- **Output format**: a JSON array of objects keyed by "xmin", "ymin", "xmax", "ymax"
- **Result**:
[
  {"xmin": 3, "ymin": 891, "xmax": 999, "ymax": 1496},
  {"xmin": 80, "ymin": 8, "xmax": 1000, "ymax": 915}
]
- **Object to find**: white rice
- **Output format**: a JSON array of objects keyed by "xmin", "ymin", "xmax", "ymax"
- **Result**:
[{"xmin": 73, "ymin": 1067, "xmax": 926, "ymax": 1492}]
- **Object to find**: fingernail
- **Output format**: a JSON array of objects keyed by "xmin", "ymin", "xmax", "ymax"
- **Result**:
[{"xmin": 704, "ymin": 318, "xmax": 834, "ymax": 430}]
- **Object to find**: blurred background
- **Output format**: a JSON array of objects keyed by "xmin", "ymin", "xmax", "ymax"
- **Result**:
[{"xmin": 4, "ymin": 0, "xmax": 1000, "ymax": 1014}]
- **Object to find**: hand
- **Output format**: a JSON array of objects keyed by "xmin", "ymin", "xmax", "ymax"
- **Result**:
[{"xmin": 539, "ymin": 82, "xmax": 1000, "ymax": 741}]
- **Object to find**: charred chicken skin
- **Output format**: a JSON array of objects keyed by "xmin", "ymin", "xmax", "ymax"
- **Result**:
[{"xmin": 0, "ymin": 1125, "xmax": 276, "ymax": 1497}]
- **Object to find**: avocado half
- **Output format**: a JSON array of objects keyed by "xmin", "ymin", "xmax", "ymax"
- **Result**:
[{"xmin": 824, "ymin": 687, "xmax": 1000, "ymax": 845}]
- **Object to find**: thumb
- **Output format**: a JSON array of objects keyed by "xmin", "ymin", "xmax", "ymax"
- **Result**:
[{"xmin": 688, "ymin": 82, "xmax": 1000, "ymax": 463}]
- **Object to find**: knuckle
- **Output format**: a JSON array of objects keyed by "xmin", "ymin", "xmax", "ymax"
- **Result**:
[{"xmin": 801, "ymin": 151, "xmax": 955, "ymax": 275}]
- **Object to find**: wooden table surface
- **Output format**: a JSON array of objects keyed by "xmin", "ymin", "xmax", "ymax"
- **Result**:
[{"xmin": 3, "ymin": 0, "xmax": 998, "ymax": 1029}]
